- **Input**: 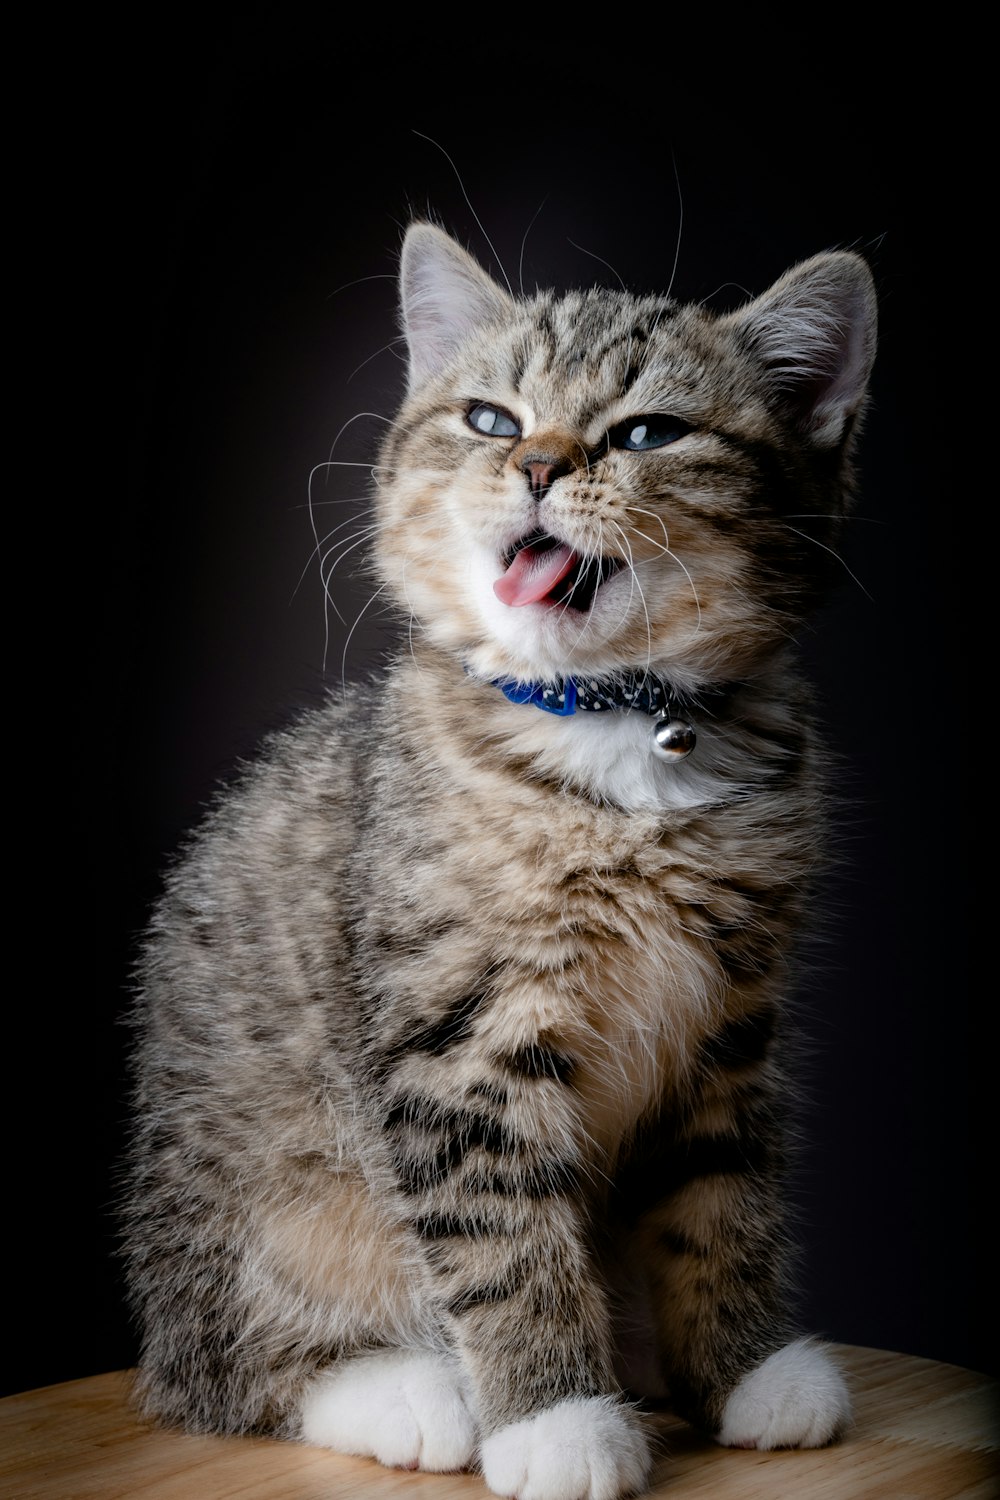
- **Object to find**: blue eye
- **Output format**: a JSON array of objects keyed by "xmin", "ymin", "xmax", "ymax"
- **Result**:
[
  {"xmin": 467, "ymin": 402, "xmax": 521, "ymax": 438},
  {"xmin": 609, "ymin": 415, "xmax": 691, "ymax": 451}
]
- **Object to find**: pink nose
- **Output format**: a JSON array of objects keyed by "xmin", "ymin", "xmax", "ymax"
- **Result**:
[{"xmin": 521, "ymin": 457, "xmax": 570, "ymax": 498}]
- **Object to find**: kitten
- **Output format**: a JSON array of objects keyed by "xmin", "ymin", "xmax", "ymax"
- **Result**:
[{"xmin": 124, "ymin": 222, "xmax": 876, "ymax": 1499}]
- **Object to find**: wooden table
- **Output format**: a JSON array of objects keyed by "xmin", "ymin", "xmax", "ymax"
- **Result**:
[{"xmin": 2, "ymin": 1346, "xmax": 996, "ymax": 1499}]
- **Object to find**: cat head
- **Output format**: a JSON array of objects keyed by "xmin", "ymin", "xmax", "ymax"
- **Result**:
[{"xmin": 375, "ymin": 223, "xmax": 876, "ymax": 689}]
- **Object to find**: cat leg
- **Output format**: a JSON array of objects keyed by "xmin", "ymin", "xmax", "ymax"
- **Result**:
[
  {"xmin": 300, "ymin": 1347, "xmax": 478, "ymax": 1471},
  {"xmin": 625, "ymin": 1055, "xmax": 849, "ymax": 1450},
  {"xmin": 380, "ymin": 1051, "xmax": 653, "ymax": 1500}
]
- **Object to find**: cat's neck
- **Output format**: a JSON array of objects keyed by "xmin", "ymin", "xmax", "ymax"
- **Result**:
[{"xmin": 386, "ymin": 646, "xmax": 808, "ymax": 817}]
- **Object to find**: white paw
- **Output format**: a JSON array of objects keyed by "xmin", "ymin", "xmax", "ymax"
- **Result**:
[
  {"xmin": 480, "ymin": 1395, "xmax": 651, "ymax": 1500},
  {"xmin": 300, "ymin": 1347, "xmax": 477, "ymax": 1472},
  {"xmin": 718, "ymin": 1338, "xmax": 851, "ymax": 1449}
]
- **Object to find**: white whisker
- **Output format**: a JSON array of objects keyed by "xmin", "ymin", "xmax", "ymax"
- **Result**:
[
  {"xmin": 783, "ymin": 525, "xmax": 874, "ymax": 600},
  {"xmin": 623, "ymin": 504, "xmax": 703, "ymax": 646},
  {"xmin": 607, "ymin": 519, "xmax": 654, "ymax": 684},
  {"xmin": 411, "ymin": 130, "xmax": 514, "ymax": 297},
  {"xmin": 318, "ymin": 526, "xmax": 381, "ymax": 653},
  {"xmin": 785, "ymin": 513, "xmax": 885, "ymax": 524},
  {"xmin": 325, "ymin": 272, "xmax": 397, "ymax": 301},
  {"xmin": 340, "ymin": 581, "xmax": 391, "ymax": 695},
  {"xmin": 326, "ymin": 412, "xmax": 395, "ymax": 469},
  {"xmin": 518, "ymin": 196, "xmax": 548, "ymax": 297},
  {"xmin": 293, "ymin": 506, "xmax": 372, "ymax": 602},
  {"xmin": 348, "ymin": 336, "xmax": 409, "ymax": 384},
  {"xmin": 665, "ymin": 148, "xmax": 684, "ymax": 304},
  {"xmin": 320, "ymin": 525, "xmax": 381, "ymax": 585},
  {"xmin": 566, "ymin": 239, "xmax": 626, "ymax": 292}
]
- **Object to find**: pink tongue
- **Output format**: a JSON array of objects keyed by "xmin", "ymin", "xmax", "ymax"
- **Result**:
[{"xmin": 494, "ymin": 542, "xmax": 577, "ymax": 607}]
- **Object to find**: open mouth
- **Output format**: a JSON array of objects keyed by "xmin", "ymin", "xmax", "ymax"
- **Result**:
[{"xmin": 494, "ymin": 531, "xmax": 621, "ymax": 613}]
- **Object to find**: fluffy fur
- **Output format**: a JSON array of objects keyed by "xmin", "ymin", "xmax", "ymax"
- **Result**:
[{"xmin": 123, "ymin": 223, "xmax": 876, "ymax": 1499}]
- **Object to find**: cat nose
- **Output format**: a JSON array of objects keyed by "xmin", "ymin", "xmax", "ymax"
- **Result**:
[
  {"xmin": 518, "ymin": 450, "xmax": 575, "ymax": 500},
  {"xmin": 512, "ymin": 432, "xmax": 581, "ymax": 499}
]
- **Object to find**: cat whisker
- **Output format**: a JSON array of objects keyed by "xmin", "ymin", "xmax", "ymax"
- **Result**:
[
  {"xmin": 566, "ymin": 239, "xmax": 627, "ymax": 293},
  {"xmin": 306, "ymin": 444, "xmax": 394, "ymax": 618},
  {"xmin": 325, "ymin": 506, "xmax": 456, "ymax": 638},
  {"xmin": 319, "ymin": 527, "xmax": 382, "ymax": 652},
  {"xmin": 385, "ymin": 524, "xmax": 459, "ymax": 683},
  {"xmin": 324, "ymin": 271, "xmax": 397, "ymax": 301},
  {"xmin": 347, "ymin": 336, "xmax": 409, "ymax": 385},
  {"xmin": 406, "ymin": 612, "xmax": 432, "ymax": 677},
  {"xmin": 320, "ymin": 524, "xmax": 381, "ymax": 585},
  {"xmin": 556, "ymin": 540, "xmax": 607, "ymax": 659},
  {"xmin": 623, "ymin": 505, "xmax": 703, "ymax": 645},
  {"xmin": 309, "ymin": 460, "xmax": 390, "ymax": 474},
  {"xmin": 518, "ymin": 196, "xmax": 548, "ymax": 297},
  {"xmin": 293, "ymin": 505, "xmax": 370, "ymax": 607},
  {"xmin": 300, "ymin": 460, "xmax": 399, "ymax": 526},
  {"xmin": 326, "ymin": 411, "xmax": 396, "ymax": 468},
  {"xmin": 785, "ymin": 513, "xmax": 884, "ymax": 523},
  {"xmin": 340, "ymin": 580, "xmax": 391, "ymax": 694},
  {"xmin": 664, "ymin": 148, "xmax": 684, "ymax": 305},
  {"xmin": 310, "ymin": 502, "xmax": 449, "ymax": 632},
  {"xmin": 782, "ymin": 525, "xmax": 874, "ymax": 600},
  {"xmin": 606, "ymin": 519, "xmax": 655, "ymax": 682},
  {"xmin": 733, "ymin": 582, "xmax": 802, "ymax": 647},
  {"xmin": 303, "ymin": 468, "xmax": 364, "ymax": 607},
  {"xmin": 411, "ymin": 130, "xmax": 515, "ymax": 297},
  {"xmin": 314, "ymin": 509, "xmax": 450, "ymax": 664},
  {"xmin": 306, "ymin": 504, "xmax": 374, "ymax": 551},
  {"xmin": 621, "ymin": 504, "xmax": 671, "ymax": 555},
  {"xmin": 698, "ymin": 280, "xmax": 753, "ymax": 310}
]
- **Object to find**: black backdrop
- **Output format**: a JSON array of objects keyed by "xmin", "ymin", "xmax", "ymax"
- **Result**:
[{"xmin": 14, "ymin": 22, "xmax": 978, "ymax": 1401}]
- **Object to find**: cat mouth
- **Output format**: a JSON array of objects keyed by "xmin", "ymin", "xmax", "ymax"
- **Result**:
[{"xmin": 494, "ymin": 532, "xmax": 622, "ymax": 612}]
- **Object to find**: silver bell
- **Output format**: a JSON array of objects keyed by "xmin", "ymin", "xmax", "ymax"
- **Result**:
[{"xmin": 651, "ymin": 717, "xmax": 696, "ymax": 761}]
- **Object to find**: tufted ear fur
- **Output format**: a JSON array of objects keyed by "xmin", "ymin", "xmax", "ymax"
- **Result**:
[
  {"xmin": 400, "ymin": 223, "xmax": 513, "ymax": 393},
  {"xmin": 724, "ymin": 252, "xmax": 878, "ymax": 447}
]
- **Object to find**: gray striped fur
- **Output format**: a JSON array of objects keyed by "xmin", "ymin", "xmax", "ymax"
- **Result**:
[{"xmin": 123, "ymin": 225, "xmax": 875, "ymax": 1486}]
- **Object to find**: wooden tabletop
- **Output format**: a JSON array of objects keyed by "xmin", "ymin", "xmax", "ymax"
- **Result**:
[{"xmin": 1, "ymin": 1345, "xmax": 996, "ymax": 1499}]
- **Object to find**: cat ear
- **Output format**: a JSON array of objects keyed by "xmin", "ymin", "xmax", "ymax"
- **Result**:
[
  {"xmin": 725, "ymin": 252, "xmax": 877, "ymax": 447},
  {"xmin": 400, "ymin": 223, "xmax": 513, "ymax": 392}
]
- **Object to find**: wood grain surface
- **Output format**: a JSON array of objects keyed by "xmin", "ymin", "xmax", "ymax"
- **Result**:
[{"xmin": 2, "ymin": 1345, "xmax": 996, "ymax": 1499}]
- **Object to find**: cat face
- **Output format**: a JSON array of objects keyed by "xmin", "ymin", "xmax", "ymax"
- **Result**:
[{"xmin": 375, "ymin": 226, "xmax": 876, "ymax": 687}]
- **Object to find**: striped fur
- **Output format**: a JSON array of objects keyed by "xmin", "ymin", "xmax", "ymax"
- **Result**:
[{"xmin": 124, "ymin": 225, "xmax": 876, "ymax": 1496}]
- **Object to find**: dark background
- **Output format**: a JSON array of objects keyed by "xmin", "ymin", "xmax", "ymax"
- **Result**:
[{"xmin": 16, "ymin": 21, "xmax": 978, "ymax": 1401}]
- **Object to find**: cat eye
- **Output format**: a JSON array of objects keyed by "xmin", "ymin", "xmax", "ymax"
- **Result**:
[
  {"xmin": 466, "ymin": 402, "xmax": 522, "ymax": 439},
  {"xmin": 608, "ymin": 415, "xmax": 691, "ymax": 451}
]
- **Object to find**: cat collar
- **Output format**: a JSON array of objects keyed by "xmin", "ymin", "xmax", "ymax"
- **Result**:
[{"xmin": 489, "ymin": 673, "xmax": 697, "ymax": 762}]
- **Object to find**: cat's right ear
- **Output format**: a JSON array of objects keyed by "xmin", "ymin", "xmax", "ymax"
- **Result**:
[{"xmin": 400, "ymin": 224, "xmax": 513, "ymax": 392}]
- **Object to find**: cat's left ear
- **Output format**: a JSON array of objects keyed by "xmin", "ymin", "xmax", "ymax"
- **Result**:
[
  {"xmin": 724, "ymin": 252, "xmax": 877, "ymax": 447},
  {"xmin": 400, "ymin": 223, "xmax": 514, "ymax": 393}
]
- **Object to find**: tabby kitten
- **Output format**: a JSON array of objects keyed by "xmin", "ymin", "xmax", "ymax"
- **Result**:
[{"xmin": 125, "ymin": 222, "xmax": 877, "ymax": 1499}]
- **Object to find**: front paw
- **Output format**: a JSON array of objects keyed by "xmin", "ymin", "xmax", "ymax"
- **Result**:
[
  {"xmin": 480, "ymin": 1395, "xmax": 651, "ymax": 1500},
  {"xmin": 300, "ymin": 1347, "xmax": 477, "ymax": 1472},
  {"xmin": 718, "ymin": 1338, "xmax": 851, "ymax": 1450}
]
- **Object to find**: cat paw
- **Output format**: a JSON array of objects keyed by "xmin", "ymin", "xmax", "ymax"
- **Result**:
[
  {"xmin": 480, "ymin": 1396, "xmax": 652, "ymax": 1500},
  {"xmin": 717, "ymin": 1338, "xmax": 851, "ymax": 1450},
  {"xmin": 299, "ymin": 1347, "xmax": 477, "ymax": 1471}
]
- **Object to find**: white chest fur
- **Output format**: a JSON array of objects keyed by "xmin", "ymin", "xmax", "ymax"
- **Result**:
[{"xmin": 508, "ymin": 706, "xmax": 740, "ymax": 814}]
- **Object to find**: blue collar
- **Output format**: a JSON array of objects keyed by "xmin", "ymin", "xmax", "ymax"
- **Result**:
[
  {"xmin": 485, "ymin": 669, "xmax": 713, "ymax": 762},
  {"xmin": 490, "ymin": 672, "xmax": 676, "ymax": 718}
]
